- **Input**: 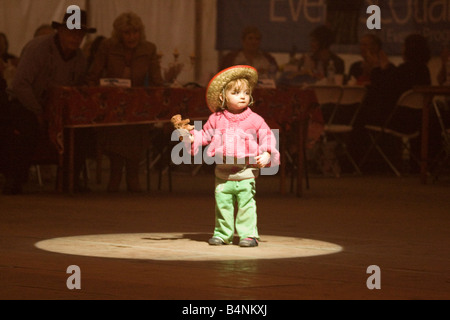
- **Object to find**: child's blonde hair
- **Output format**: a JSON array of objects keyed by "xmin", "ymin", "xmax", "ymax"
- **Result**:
[{"xmin": 219, "ymin": 78, "xmax": 254, "ymax": 111}]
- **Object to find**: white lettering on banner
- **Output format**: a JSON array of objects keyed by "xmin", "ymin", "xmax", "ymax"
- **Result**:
[
  {"xmin": 423, "ymin": 27, "xmax": 450, "ymax": 43},
  {"xmin": 363, "ymin": 0, "xmax": 450, "ymax": 25},
  {"xmin": 66, "ymin": 5, "xmax": 81, "ymax": 30},
  {"xmin": 270, "ymin": 0, "xmax": 286, "ymax": 22},
  {"xmin": 270, "ymin": 0, "xmax": 326, "ymax": 23},
  {"xmin": 388, "ymin": 0, "xmax": 411, "ymax": 24},
  {"xmin": 427, "ymin": 0, "xmax": 449, "ymax": 23},
  {"xmin": 385, "ymin": 29, "xmax": 411, "ymax": 44}
]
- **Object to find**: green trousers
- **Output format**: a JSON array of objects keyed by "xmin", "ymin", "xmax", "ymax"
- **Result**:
[{"xmin": 213, "ymin": 178, "xmax": 259, "ymax": 244}]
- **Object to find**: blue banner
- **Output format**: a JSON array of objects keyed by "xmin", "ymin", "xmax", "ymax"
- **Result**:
[
  {"xmin": 358, "ymin": 0, "xmax": 450, "ymax": 55},
  {"xmin": 216, "ymin": 0, "xmax": 327, "ymax": 53},
  {"xmin": 217, "ymin": 0, "xmax": 449, "ymax": 55}
]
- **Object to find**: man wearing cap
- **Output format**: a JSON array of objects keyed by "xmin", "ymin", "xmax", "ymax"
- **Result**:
[{"xmin": 3, "ymin": 10, "xmax": 96, "ymax": 195}]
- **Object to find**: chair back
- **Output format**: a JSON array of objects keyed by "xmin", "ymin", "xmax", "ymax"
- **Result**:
[
  {"xmin": 328, "ymin": 86, "xmax": 367, "ymax": 127},
  {"xmin": 336, "ymin": 86, "xmax": 367, "ymax": 126},
  {"xmin": 338, "ymin": 86, "xmax": 367, "ymax": 106},
  {"xmin": 310, "ymin": 85, "xmax": 342, "ymax": 105},
  {"xmin": 396, "ymin": 90, "xmax": 424, "ymax": 110},
  {"xmin": 433, "ymin": 97, "xmax": 450, "ymax": 146}
]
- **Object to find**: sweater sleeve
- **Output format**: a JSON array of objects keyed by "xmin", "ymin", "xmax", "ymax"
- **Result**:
[
  {"xmin": 256, "ymin": 117, "xmax": 280, "ymax": 166},
  {"xmin": 191, "ymin": 114, "xmax": 216, "ymax": 155}
]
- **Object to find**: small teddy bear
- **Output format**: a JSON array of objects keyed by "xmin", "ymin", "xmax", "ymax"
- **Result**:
[
  {"xmin": 171, "ymin": 114, "xmax": 194, "ymax": 142},
  {"xmin": 171, "ymin": 114, "xmax": 195, "ymax": 131}
]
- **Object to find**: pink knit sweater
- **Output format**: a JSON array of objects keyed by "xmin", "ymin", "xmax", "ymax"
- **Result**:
[{"xmin": 191, "ymin": 107, "xmax": 280, "ymax": 167}]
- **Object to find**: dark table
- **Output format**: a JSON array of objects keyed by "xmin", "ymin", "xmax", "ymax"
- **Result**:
[{"xmin": 46, "ymin": 86, "xmax": 318, "ymax": 196}]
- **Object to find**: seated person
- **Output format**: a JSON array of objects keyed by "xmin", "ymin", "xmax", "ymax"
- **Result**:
[
  {"xmin": 361, "ymin": 34, "xmax": 431, "ymax": 129},
  {"xmin": 347, "ymin": 34, "xmax": 383, "ymax": 85},
  {"xmin": 3, "ymin": 11, "xmax": 96, "ymax": 195},
  {"xmin": 279, "ymin": 25, "xmax": 345, "ymax": 86},
  {"xmin": 0, "ymin": 32, "xmax": 19, "ymax": 66},
  {"xmin": 298, "ymin": 25, "xmax": 345, "ymax": 83},
  {"xmin": 354, "ymin": 34, "xmax": 432, "ymax": 168},
  {"xmin": 0, "ymin": 32, "xmax": 19, "ymax": 88},
  {"xmin": 86, "ymin": 12, "xmax": 164, "ymax": 193},
  {"xmin": 220, "ymin": 26, "xmax": 278, "ymax": 81}
]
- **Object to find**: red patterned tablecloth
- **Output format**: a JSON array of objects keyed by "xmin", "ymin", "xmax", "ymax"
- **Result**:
[{"xmin": 46, "ymin": 86, "xmax": 318, "ymax": 154}]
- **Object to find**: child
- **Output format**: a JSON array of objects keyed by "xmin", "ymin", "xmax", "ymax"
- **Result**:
[{"xmin": 175, "ymin": 65, "xmax": 280, "ymax": 247}]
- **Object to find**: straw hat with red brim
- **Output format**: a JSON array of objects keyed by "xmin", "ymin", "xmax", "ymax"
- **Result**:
[{"xmin": 206, "ymin": 65, "xmax": 258, "ymax": 113}]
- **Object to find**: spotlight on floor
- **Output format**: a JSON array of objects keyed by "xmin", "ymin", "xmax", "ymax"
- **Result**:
[{"xmin": 35, "ymin": 233, "xmax": 343, "ymax": 261}]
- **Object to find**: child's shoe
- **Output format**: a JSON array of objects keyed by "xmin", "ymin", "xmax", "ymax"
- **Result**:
[
  {"xmin": 239, "ymin": 237, "xmax": 258, "ymax": 247},
  {"xmin": 208, "ymin": 237, "xmax": 226, "ymax": 245}
]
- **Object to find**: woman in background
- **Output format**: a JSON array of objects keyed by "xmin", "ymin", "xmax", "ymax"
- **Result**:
[
  {"xmin": 220, "ymin": 26, "xmax": 278, "ymax": 80},
  {"xmin": 298, "ymin": 25, "xmax": 345, "ymax": 82},
  {"xmin": 87, "ymin": 12, "xmax": 164, "ymax": 192},
  {"xmin": 347, "ymin": 33, "xmax": 384, "ymax": 85}
]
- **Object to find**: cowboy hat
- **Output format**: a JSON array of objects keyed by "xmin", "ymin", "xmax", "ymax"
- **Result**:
[
  {"xmin": 52, "ymin": 10, "xmax": 96, "ymax": 33},
  {"xmin": 206, "ymin": 65, "xmax": 258, "ymax": 112}
]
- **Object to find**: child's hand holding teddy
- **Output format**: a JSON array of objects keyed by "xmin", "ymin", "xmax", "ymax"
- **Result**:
[{"xmin": 171, "ymin": 114, "xmax": 194, "ymax": 143}]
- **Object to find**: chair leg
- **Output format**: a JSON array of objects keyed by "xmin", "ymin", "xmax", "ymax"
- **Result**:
[
  {"xmin": 430, "ymin": 150, "xmax": 450, "ymax": 183},
  {"xmin": 373, "ymin": 143, "xmax": 402, "ymax": 177},
  {"xmin": 333, "ymin": 134, "xmax": 362, "ymax": 175},
  {"xmin": 344, "ymin": 145, "xmax": 362, "ymax": 175},
  {"xmin": 158, "ymin": 169, "xmax": 162, "ymax": 190},
  {"xmin": 303, "ymin": 143, "xmax": 310, "ymax": 190},
  {"xmin": 155, "ymin": 145, "xmax": 173, "ymax": 192},
  {"xmin": 191, "ymin": 164, "xmax": 202, "ymax": 176},
  {"xmin": 35, "ymin": 165, "xmax": 43, "ymax": 187},
  {"xmin": 360, "ymin": 132, "xmax": 399, "ymax": 176},
  {"xmin": 82, "ymin": 160, "xmax": 89, "ymax": 188},
  {"xmin": 359, "ymin": 133, "xmax": 379, "ymax": 168},
  {"xmin": 96, "ymin": 147, "xmax": 103, "ymax": 184},
  {"xmin": 146, "ymin": 149, "xmax": 151, "ymax": 192},
  {"xmin": 284, "ymin": 150, "xmax": 296, "ymax": 193},
  {"xmin": 365, "ymin": 132, "xmax": 402, "ymax": 176},
  {"xmin": 168, "ymin": 162, "xmax": 172, "ymax": 192}
]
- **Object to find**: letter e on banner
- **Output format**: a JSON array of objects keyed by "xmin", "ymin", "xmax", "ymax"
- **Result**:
[
  {"xmin": 366, "ymin": 265, "xmax": 381, "ymax": 289},
  {"xmin": 66, "ymin": 5, "xmax": 81, "ymax": 30},
  {"xmin": 66, "ymin": 265, "xmax": 81, "ymax": 290},
  {"xmin": 366, "ymin": 5, "xmax": 381, "ymax": 30}
]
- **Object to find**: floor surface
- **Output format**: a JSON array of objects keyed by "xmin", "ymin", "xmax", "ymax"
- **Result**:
[{"xmin": 1, "ymin": 164, "xmax": 449, "ymax": 301}]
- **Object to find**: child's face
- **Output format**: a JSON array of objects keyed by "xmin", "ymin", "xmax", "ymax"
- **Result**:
[{"xmin": 223, "ymin": 80, "xmax": 251, "ymax": 114}]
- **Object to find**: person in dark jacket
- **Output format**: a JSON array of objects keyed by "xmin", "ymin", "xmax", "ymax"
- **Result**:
[
  {"xmin": 354, "ymin": 34, "xmax": 432, "ymax": 169},
  {"xmin": 3, "ymin": 10, "xmax": 96, "ymax": 195}
]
